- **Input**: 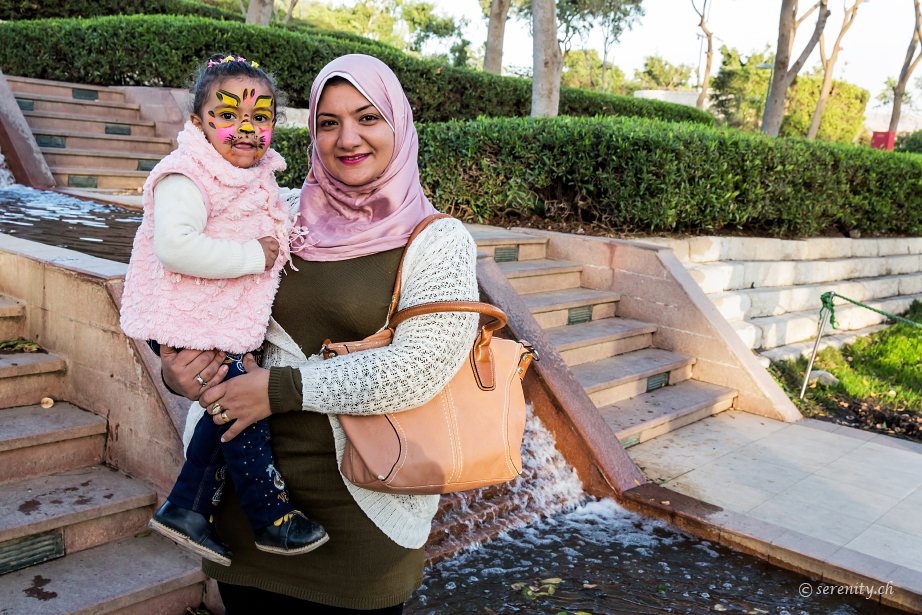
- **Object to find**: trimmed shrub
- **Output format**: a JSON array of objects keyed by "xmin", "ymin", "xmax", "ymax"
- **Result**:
[
  {"xmin": 0, "ymin": 15, "xmax": 714, "ymax": 125},
  {"xmin": 273, "ymin": 117, "xmax": 922, "ymax": 237},
  {"xmin": 0, "ymin": 0, "xmax": 243, "ymax": 21},
  {"xmin": 897, "ymin": 130, "xmax": 922, "ymax": 154}
]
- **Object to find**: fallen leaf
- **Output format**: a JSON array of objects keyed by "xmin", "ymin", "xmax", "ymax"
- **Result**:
[
  {"xmin": 541, "ymin": 578, "xmax": 563, "ymax": 584},
  {"xmin": 135, "ymin": 532, "xmax": 151, "ymax": 538},
  {"xmin": 547, "ymin": 587, "xmax": 556, "ymax": 595},
  {"xmin": 510, "ymin": 582, "xmax": 526, "ymax": 590},
  {"xmin": 41, "ymin": 397, "xmax": 54, "ymax": 408},
  {"xmin": 661, "ymin": 501, "xmax": 670, "ymax": 505},
  {"xmin": 713, "ymin": 605, "xmax": 727, "ymax": 612},
  {"xmin": 583, "ymin": 583, "xmax": 597, "ymax": 588}
]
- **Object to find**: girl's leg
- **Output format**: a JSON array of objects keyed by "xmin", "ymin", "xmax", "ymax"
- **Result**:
[
  {"xmin": 217, "ymin": 582, "xmax": 404, "ymax": 615},
  {"xmin": 168, "ymin": 408, "xmax": 227, "ymax": 515}
]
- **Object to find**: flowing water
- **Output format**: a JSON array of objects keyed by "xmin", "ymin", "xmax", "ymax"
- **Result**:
[
  {"xmin": 0, "ymin": 187, "xmax": 902, "ymax": 615},
  {"xmin": 0, "ymin": 151, "xmax": 15, "ymax": 186},
  {"xmin": 0, "ymin": 185, "xmax": 140, "ymax": 262}
]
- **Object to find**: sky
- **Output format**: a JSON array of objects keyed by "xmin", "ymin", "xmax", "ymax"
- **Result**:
[{"xmin": 428, "ymin": 0, "xmax": 909, "ymax": 111}]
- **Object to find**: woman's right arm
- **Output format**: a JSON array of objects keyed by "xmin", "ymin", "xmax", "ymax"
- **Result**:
[{"xmin": 160, "ymin": 346, "xmax": 229, "ymax": 401}]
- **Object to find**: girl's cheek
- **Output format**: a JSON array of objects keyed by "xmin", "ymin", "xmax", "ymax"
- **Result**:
[
  {"xmin": 257, "ymin": 128, "xmax": 272, "ymax": 158},
  {"xmin": 216, "ymin": 124, "xmax": 236, "ymax": 144}
]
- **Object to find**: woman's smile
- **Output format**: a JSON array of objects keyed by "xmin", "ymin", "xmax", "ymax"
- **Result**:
[{"xmin": 338, "ymin": 153, "xmax": 371, "ymax": 165}]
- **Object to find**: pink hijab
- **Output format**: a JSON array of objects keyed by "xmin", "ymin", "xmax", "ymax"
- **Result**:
[{"xmin": 292, "ymin": 54, "xmax": 438, "ymax": 262}]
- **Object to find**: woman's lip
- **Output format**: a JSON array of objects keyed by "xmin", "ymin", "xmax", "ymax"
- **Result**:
[{"xmin": 338, "ymin": 153, "xmax": 370, "ymax": 165}]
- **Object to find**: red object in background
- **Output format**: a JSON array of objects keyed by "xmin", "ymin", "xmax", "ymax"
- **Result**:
[{"xmin": 871, "ymin": 131, "xmax": 896, "ymax": 150}]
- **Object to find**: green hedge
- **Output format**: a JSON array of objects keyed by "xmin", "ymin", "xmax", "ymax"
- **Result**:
[
  {"xmin": 0, "ymin": 15, "xmax": 714, "ymax": 125},
  {"xmin": 272, "ymin": 117, "xmax": 922, "ymax": 237},
  {"xmin": 0, "ymin": 0, "xmax": 243, "ymax": 21}
]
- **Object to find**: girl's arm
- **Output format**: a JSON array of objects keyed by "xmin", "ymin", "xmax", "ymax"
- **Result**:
[{"xmin": 153, "ymin": 174, "xmax": 267, "ymax": 278}]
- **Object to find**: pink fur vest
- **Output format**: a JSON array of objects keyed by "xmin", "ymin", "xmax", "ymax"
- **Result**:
[{"xmin": 119, "ymin": 121, "xmax": 290, "ymax": 354}]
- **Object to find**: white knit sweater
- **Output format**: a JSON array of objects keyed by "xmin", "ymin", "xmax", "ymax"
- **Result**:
[{"xmin": 183, "ymin": 214, "xmax": 480, "ymax": 549}]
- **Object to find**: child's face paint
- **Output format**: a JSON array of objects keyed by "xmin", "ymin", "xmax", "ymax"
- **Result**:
[{"xmin": 191, "ymin": 77, "xmax": 276, "ymax": 169}]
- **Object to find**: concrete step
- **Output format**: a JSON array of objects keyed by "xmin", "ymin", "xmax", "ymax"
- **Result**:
[
  {"xmin": 41, "ymin": 148, "xmax": 164, "ymax": 173},
  {"xmin": 0, "ymin": 403, "xmax": 106, "ymax": 485},
  {"xmin": 544, "ymin": 317, "xmax": 657, "ymax": 367},
  {"xmin": 0, "ymin": 296, "xmax": 25, "ymax": 339},
  {"xmin": 4, "ymin": 75, "xmax": 127, "ymax": 103},
  {"xmin": 497, "ymin": 259, "xmax": 583, "ymax": 294},
  {"xmin": 709, "ymin": 274, "xmax": 922, "ymax": 322},
  {"xmin": 31, "ymin": 129, "xmax": 173, "ymax": 155},
  {"xmin": 0, "ymin": 534, "xmax": 204, "ymax": 614},
  {"xmin": 0, "ymin": 467, "xmax": 156, "ymax": 558},
  {"xmin": 22, "ymin": 111, "xmax": 156, "ymax": 137},
  {"xmin": 602, "ymin": 379, "xmax": 737, "ymax": 448},
  {"xmin": 5, "ymin": 75, "xmax": 126, "ymax": 104},
  {"xmin": 0, "ymin": 353, "xmax": 66, "ymax": 409},
  {"xmin": 520, "ymin": 287, "xmax": 620, "ymax": 329},
  {"xmin": 15, "ymin": 93, "xmax": 140, "ymax": 121},
  {"xmin": 571, "ymin": 347, "xmax": 696, "ymax": 408},
  {"xmin": 760, "ymin": 323, "xmax": 890, "ymax": 364},
  {"xmin": 687, "ymin": 255, "xmax": 922, "ymax": 294},
  {"xmin": 49, "ymin": 167, "xmax": 148, "ymax": 191},
  {"xmin": 744, "ymin": 292, "xmax": 922, "ymax": 350},
  {"xmin": 668, "ymin": 235, "xmax": 922, "ymax": 264},
  {"xmin": 466, "ymin": 224, "xmax": 548, "ymax": 261}
]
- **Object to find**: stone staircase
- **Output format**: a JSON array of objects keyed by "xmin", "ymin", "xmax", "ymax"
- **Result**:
[
  {"xmin": 6, "ymin": 76, "xmax": 170, "ymax": 192},
  {"xmin": 468, "ymin": 226, "xmax": 739, "ymax": 449},
  {"xmin": 0, "ymin": 294, "xmax": 204, "ymax": 613},
  {"xmin": 653, "ymin": 236, "xmax": 922, "ymax": 359}
]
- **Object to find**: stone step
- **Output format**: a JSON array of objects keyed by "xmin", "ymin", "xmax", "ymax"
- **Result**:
[
  {"xmin": 520, "ymin": 287, "xmax": 620, "ymax": 329},
  {"xmin": 22, "ymin": 111, "xmax": 156, "ymax": 138},
  {"xmin": 0, "ymin": 353, "xmax": 66, "ymax": 409},
  {"xmin": 673, "ymin": 235, "xmax": 922, "ymax": 264},
  {"xmin": 30, "ymin": 129, "xmax": 173, "ymax": 155},
  {"xmin": 15, "ymin": 93, "xmax": 141, "ymax": 121},
  {"xmin": 0, "ymin": 534, "xmax": 204, "ymax": 614},
  {"xmin": 466, "ymin": 224, "xmax": 548, "ymax": 261},
  {"xmin": 0, "ymin": 467, "xmax": 156, "ymax": 558},
  {"xmin": 0, "ymin": 403, "xmax": 106, "ymax": 484},
  {"xmin": 744, "ymin": 292, "xmax": 922, "ymax": 350},
  {"xmin": 571, "ymin": 347, "xmax": 696, "ymax": 408},
  {"xmin": 0, "ymin": 295, "xmax": 25, "ymax": 340},
  {"xmin": 709, "ymin": 274, "xmax": 922, "ymax": 322},
  {"xmin": 759, "ymin": 323, "xmax": 890, "ymax": 364},
  {"xmin": 49, "ymin": 167, "xmax": 148, "ymax": 191},
  {"xmin": 544, "ymin": 317, "xmax": 657, "ymax": 367},
  {"xmin": 4, "ymin": 75, "xmax": 127, "ymax": 104},
  {"xmin": 602, "ymin": 379, "xmax": 737, "ymax": 449},
  {"xmin": 41, "ymin": 148, "xmax": 164, "ymax": 173},
  {"xmin": 497, "ymin": 259, "xmax": 583, "ymax": 294},
  {"xmin": 687, "ymin": 255, "xmax": 922, "ymax": 294}
]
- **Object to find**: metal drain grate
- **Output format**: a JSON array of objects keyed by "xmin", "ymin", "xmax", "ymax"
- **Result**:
[
  {"xmin": 72, "ymin": 88, "xmax": 99, "ymax": 101},
  {"xmin": 619, "ymin": 433, "xmax": 641, "ymax": 448},
  {"xmin": 493, "ymin": 246, "xmax": 519, "ymax": 262},
  {"xmin": 0, "ymin": 531, "xmax": 64, "ymax": 575},
  {"xmin": 36, "ymin": 135, "xmax": 66, "ymax": 148},
  {"xmin": 138, "ymin": 160, "xmax": 158, "ymax": 172},
  {"xmin": 16, "ymin": 99, "xmax": 33, "ymax": 112},
  {"xmin": 69, "ymin": 175, "xmax": 98, "ymax": 189},
  {"xmin": 105, "ymin": 124, "xmax": 131, "ymax": 136},
  {"xmin": 646, "ymin": 372, "xmax": 668, "ymax": 392},
  {"xmin": 567, "ymin": 305, "xmax": 592, "ymax": 325}
]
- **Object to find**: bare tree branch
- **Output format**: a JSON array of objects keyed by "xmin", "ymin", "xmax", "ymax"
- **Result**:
[
  {"xmin": 692, "ymin": 0, "xmax": 713, "ymax": 110},
  {"xmin": 283, "ymin": 0, "xmax": 298, "ymax": 23},
  {"xmin": 890, "ymin": 0, "xmax": 922, "ymax": 132}
]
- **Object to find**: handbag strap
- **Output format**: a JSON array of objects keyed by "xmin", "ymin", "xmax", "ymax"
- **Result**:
[{"xmin": 385, "ymin": 213, "xmax": 453, "ymax": 323}]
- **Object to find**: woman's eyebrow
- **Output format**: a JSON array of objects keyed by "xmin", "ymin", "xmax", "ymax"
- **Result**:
[{"xmin": 353, "ymin": 104, "xmax": 375, "ymax": 114}]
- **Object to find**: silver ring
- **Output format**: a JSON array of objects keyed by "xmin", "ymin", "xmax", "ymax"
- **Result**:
[{"xmin": 196, "ymin": 374, "xmax": 207, "ymax": 387}]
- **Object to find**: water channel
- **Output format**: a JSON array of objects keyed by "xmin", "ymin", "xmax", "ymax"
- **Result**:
[{"xmin": 0, "ymin": 186, "xmax": 903, "ymax": 615}]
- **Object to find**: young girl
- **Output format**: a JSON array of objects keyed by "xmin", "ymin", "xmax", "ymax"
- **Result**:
[{"xmin": 119, "ymin": 55, "xmax": 328, "ymax": 565}]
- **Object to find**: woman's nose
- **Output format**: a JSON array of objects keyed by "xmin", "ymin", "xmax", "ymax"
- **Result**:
[{"xmin": 337, "ymin": 121, "xmax": 362, "ymax": 149}]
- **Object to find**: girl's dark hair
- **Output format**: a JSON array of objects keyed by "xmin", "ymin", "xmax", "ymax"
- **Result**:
[{"xmin": 188, "ymin": 54, "xmax": 288, "ymax": 122}]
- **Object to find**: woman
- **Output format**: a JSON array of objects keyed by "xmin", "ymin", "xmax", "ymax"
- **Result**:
[{"xmin": 161, "ymin": 54, "xmax": 479, "ymax": 612}]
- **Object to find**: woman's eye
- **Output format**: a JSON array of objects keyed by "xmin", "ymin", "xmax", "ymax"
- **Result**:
[
  {"xmin": 320, "ymin": 120, "xmax": 336, "ymax": 127},
  {"xmin": 360, "ymin": 114, "xmax": 378, "ymax": 122}
]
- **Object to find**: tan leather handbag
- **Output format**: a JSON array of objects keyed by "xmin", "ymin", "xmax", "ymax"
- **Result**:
[{"xmin": 321, "ymin": 214, "xmax": 538, "ymax": 495}]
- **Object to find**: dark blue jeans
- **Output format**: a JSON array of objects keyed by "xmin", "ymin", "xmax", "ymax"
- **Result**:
[{"xmin": 149, "ymin": 341, "xmax": 295, "ymax": 530}]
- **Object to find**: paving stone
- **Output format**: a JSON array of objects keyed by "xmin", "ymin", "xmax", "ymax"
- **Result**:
[
  {"xmin": 845, "ymin": 525, "xmax": 922, "ymax": 573},
  {"xmin": 747, "ymin": 493, "xmax": 872, "ymax": 546},
  {"xmin": 739, "ymin": 423, "xmax": 864, "ymax": 473}
]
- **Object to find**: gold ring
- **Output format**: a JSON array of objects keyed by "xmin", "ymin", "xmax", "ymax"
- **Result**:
[
  {"xmin": 211, "ymin": 403, "xmax": 222, "ymax": 416},
  {"xmin": 221, "ymin": 411, "xmax": 230, "ymax": 424}
]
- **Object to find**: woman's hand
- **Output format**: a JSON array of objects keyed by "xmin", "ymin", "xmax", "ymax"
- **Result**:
[
  {"xmin": 161, "ymin": 346, "xmax": 228, "ymax": 401},
  {"xmin": 200, "ymin": 354, "xmax": 272, "ymax": 442}
]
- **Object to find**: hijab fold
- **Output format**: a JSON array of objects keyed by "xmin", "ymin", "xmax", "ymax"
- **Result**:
[{"xmin": 293, "ymin": 55, "xmax": 438, "ymax": 262}]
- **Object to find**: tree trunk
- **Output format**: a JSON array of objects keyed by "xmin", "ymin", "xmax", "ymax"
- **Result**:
[
  {"xmin": 806, "ymin": 45, "xmax": 835, "ymax": 140},
  {"xmin": 246, "ymin": 0, "xmax": 273, "ymax": 26},
  {"xmin": 237, "ymin": 0, "xmax": 247, "ymax": 15},
  {"xmin": 531, "ymin": 0, "xmax": 563, "ymax": 117},
  {"xmin": 763, "ymin": 0, "xmax": 829, "ymax": 137},
  {"xmin": 695, "ymin": 6, "xmax": 713, "ymax": 110},
  {"xmin": 484, "ymin": 0, "xmax": 513, "ymax": 74},
  {"xmin": 890, "ymin": 1, "xmax": 922, "ymax": 133},
  {"xmin": 283, "ymin": 0, "xmax": 298, "ymax": 23}
]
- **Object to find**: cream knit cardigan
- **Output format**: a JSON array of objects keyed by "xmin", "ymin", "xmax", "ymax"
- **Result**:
[{"xmin": 183, "ymin": 215, "xmax": 480, "ymax": 549}]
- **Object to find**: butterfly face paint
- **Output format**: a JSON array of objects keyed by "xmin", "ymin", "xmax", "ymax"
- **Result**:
[{"xmin": 193, "ymin": 77, "xmax": 276, "ymax": 169}]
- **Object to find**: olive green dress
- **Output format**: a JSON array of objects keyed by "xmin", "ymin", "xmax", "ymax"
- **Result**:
[{"xmin": 202, "ymin": 248, "xmax": 426, "ymax": 609}]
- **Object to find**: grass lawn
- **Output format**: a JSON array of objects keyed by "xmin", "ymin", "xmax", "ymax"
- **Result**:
[{"xmin": 771, "ymin": 300, "xmax": 922, "ymax": 440}]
